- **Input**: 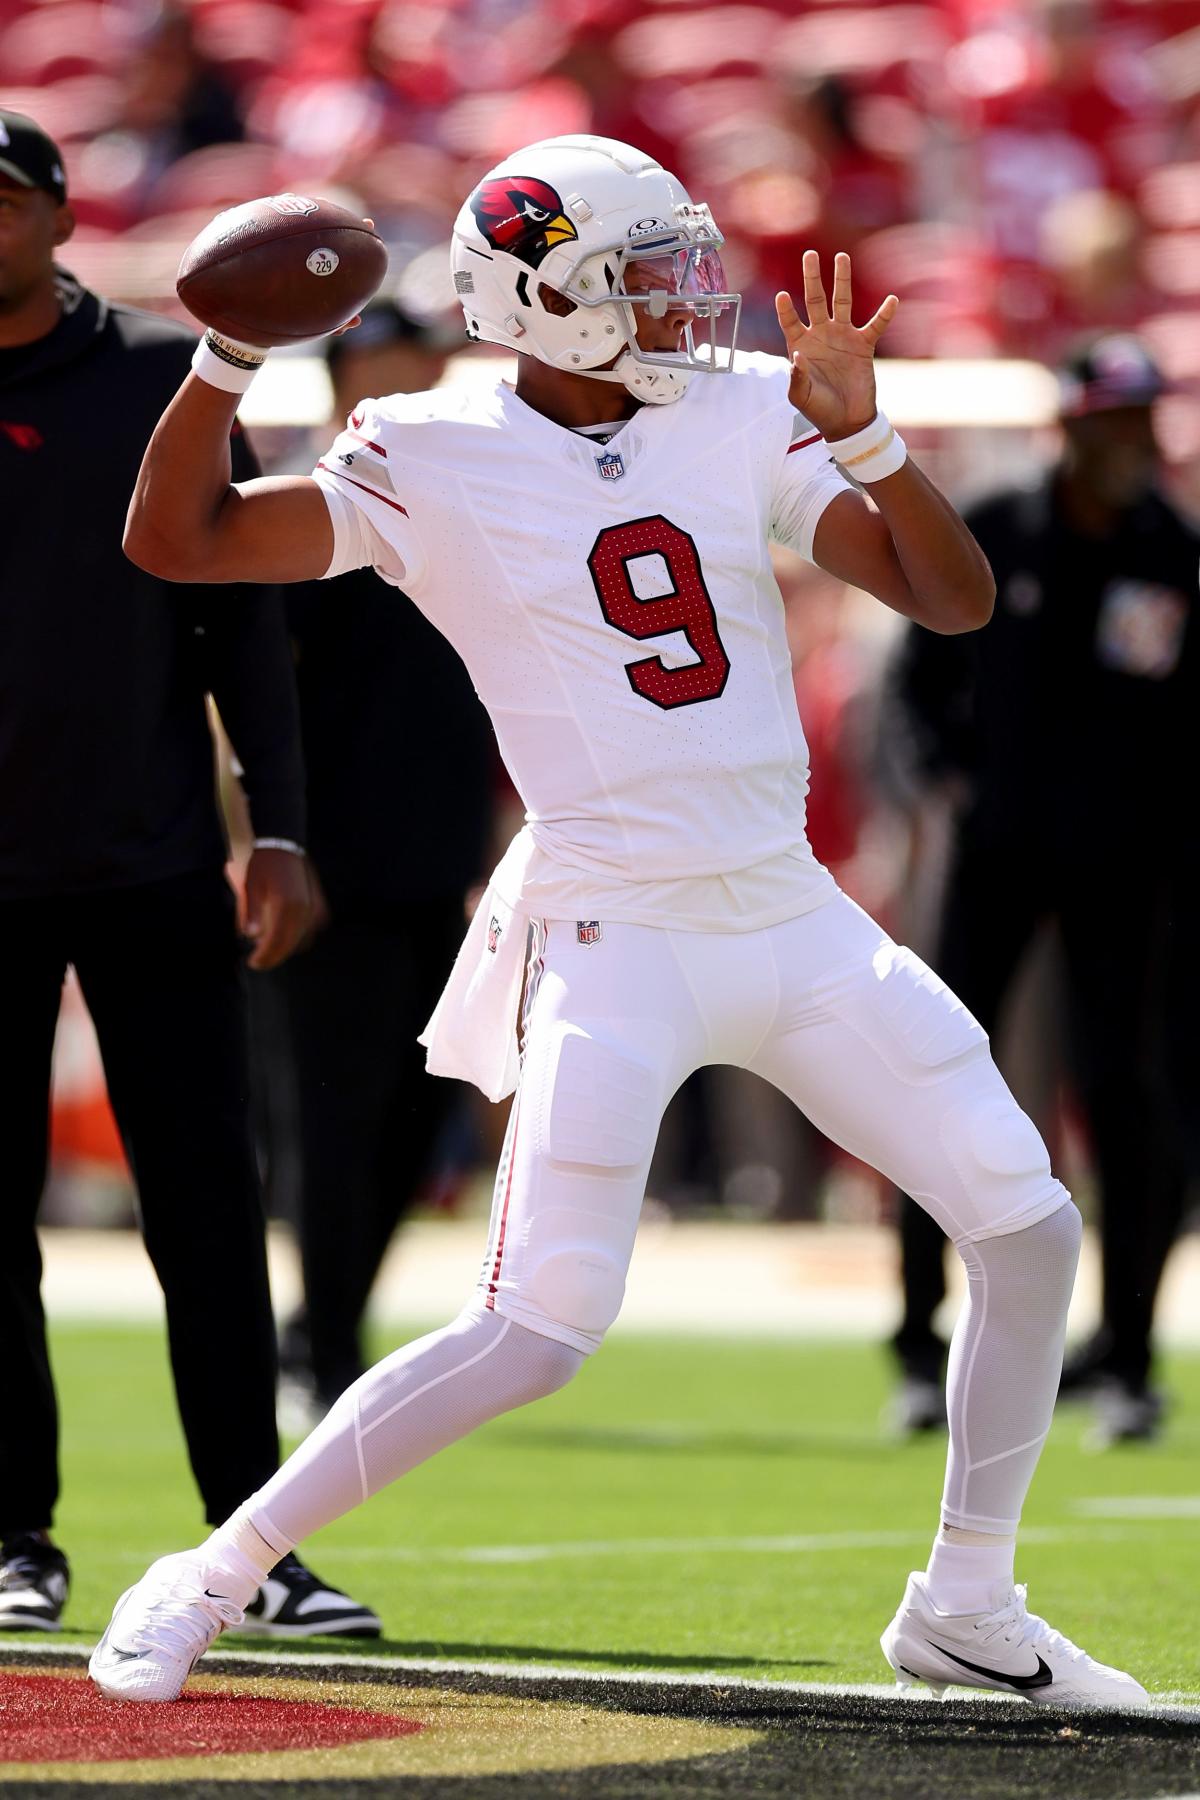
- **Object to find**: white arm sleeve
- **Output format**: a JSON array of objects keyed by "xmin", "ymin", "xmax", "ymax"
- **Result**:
[
  {"xmin": 310, "ymin": 397, "xmax": 429, "ymax": 590},
  {"xmin": 769, "ymin": 416, "xmax": 855, "ymax": 564}
]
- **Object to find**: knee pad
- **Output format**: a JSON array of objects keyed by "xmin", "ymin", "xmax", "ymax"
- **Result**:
[
  {"xmin": 513, "ymin": 1025, "xmax": 664, "ymax": 1340},
  {"xmin": 820, "ymin": 943, "xmax": 987, "ymax": 1084},
  {"xmin": 526, "ymin": 1223, "xmax": 630, "ymax": 1337},
  {"xmin": 940, "ymin": 1091, "xmax": 1058, "ymax": 1237}
]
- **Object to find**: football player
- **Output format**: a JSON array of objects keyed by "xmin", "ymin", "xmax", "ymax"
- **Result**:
[{"xmin": 90, "ymin": 136, "xmax": 1145, "ymax": 1708}]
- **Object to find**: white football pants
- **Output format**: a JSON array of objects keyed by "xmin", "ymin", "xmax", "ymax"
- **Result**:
[{"xmin": 239, "ymin": 889, "xmax": 1077, "ymax": 1557}]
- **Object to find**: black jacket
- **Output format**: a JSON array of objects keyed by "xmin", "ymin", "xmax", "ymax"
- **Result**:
[
  {"xmin": 286, "ymin": 567, "xmax": 494, "ymax": 914},
  {"xmin": 0, "ymin": 272, "xmax": 304, "ymax": 898},
  {"xmin": 891, "ymin": 474, "xmax": 1198, "ymax": 862}
]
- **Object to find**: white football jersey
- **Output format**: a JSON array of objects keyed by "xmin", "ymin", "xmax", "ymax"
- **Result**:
[{"xmin": 312, "ymin": 351, "xmax": 853, "ymax": 928}]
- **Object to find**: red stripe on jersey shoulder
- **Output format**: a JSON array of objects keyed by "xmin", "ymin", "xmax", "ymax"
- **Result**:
[
  {"xmin": 344, "ymin": 430, "xmax": 388, "ymax": 457},
  {"xmin": 316, "ymin": 462, "xmax": 409, "ymax": 516},
  {"xmin": 787, "ymin": 432, "xmax": 823, "ymax": 453}
]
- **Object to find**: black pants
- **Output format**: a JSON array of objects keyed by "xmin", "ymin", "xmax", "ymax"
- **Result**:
[
  {"xmin": 894, "ymin": 841, "xmax": 1187, "ymax": 1389},
  {"xmin": 0, "ymin": 869, "xmax": 280, "ymax": 1534},
  {"xmin": 272, "ymin": 899, "xmax": 467, "ymax": 1405}
]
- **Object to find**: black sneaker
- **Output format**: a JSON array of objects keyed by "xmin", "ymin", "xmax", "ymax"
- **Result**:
[
  {"xmin": 1086, "ymin": 1379, "xmax": 1166, "ymax": 1449},
  {"xmin": 883, "ymin": 1374, "xmax": 947, "ymax": 1438},
  {"xmin": 0, "ymin": 1533, "xmax": 70, "ymax": 1631},
  {"xmin": 1058, "ymin": 1328, "xmax": 1117, "ymax": 1400},
  {"xmin": 239, "ymin": 1552, "xmax": 381, "ymax": 1639}
]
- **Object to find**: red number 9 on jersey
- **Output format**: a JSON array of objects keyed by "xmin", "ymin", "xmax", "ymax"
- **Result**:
[{"xmin": 588, "ymin": 515, "xmax": 731, "ymax": 711}]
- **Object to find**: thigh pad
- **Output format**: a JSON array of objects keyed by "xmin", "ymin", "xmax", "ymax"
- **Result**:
[
  {"xmin": 817, "ymin": 942, "xmax": 987, "ymax": 1084},
  {"xmin": 511, "ymin": 1024, "xmax": 666, "ymax": 1340},
  {"xmin": 543, "ymin": 1025, "xmax": 662, "ymax": 1173}
]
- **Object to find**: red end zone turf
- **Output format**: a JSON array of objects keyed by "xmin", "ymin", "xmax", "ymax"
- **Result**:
[{"xmin": 0, "ymin": 1669, "xmax": 423, "ymax": 1762}]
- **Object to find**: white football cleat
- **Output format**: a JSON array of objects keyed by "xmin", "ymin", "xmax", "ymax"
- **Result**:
[
  {"xmin": 881, "ymin": 1572, "xmax": 1149, "ymax": 1710},
  {"xmin": 89, "ymin": 1551, "xmax": 243, "ymax": 1702}
]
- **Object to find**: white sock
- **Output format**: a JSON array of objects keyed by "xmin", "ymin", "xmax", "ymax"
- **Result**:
[
  {"xmin": 199, "ymin": 1510, "xmax": 290, "ymax": 1607},
  {"xmin": 925, "ymin": 1525, "xmax": 1016, "ymax": 1615}
]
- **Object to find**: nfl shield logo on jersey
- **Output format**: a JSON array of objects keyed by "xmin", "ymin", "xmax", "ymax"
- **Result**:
[
  {"xmin": 595, "ymin": 451, "xmax": 624, "ymax": 482},
  {"xmin": 577, "ymin": 920, "xmax": 603, "ymax": 945},
  {"xmin": 487, "ymin": 915, "xmax": 503, "ymax": 954}
]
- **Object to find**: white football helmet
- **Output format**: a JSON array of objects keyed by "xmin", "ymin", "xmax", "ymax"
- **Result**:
[{"xmin": 451, "ymin": 135, "xmax": 741, "ymax": 405}]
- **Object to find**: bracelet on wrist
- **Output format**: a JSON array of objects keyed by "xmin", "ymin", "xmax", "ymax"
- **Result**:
[
  {"xmin": 191, "ymin": 329, "xmax": 269, "ymax": 395},
  {"xmin": 252, "ymin": 837, "xmax": 306, "ymax": 857},
  {"xmin": 827, "ymin": 410, "xmax": 908, "ymax": 483}
]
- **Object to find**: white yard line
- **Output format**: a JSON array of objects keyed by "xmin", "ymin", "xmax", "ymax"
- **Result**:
[
  {"xmin": 104, "ymin": 1523, "xmax": 1128, "ymax": 1567},
  {"xmin": 280, "ymin": 1529, "xmax": 937, "ymax": 1564},
  {"xmin": 6, "ymin": 1638, "xmax": 1198, "ymax": 1721},
  {"xmin": 1075, "ymin": 1497, "xmax": 1200, "ymax": 1519}
]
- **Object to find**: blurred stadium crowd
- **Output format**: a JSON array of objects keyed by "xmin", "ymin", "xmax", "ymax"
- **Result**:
[{"xmin": 4, "ymin": 0, "xmax": 1200, "ymax": 387}]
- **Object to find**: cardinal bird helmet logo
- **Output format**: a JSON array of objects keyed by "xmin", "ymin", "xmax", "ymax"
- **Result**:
[{"xmin": 469, "ymin": 176, "xmax": 578, "ymax": 270}]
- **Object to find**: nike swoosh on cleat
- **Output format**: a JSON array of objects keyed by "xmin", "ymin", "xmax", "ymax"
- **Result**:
[
  {"xmin": 106, "ymin": 1647, "xmax": 143, "ymax": 1661},
  {"xmin": 932, "ymin": 1643, "xmax": 1053, "ymax": 1690}
]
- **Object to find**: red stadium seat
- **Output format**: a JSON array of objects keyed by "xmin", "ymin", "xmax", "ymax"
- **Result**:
[
  {"xmin": 0, "ymin": 1, "xmax": 119, "ymax": 82},
  {"xmin": 144, "ymin": 142, "xmax": 282, "ymax": 218}
]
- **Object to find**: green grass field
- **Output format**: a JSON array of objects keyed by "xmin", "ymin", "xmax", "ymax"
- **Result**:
[{"xmin": 10, "ymin": 1321, "xmax": 1200, "ymax": 1699}]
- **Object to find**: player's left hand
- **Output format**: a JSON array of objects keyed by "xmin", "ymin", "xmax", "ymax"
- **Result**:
[
  {"xmin": 330, "ymin": 219, "xmax": 374, "ymax": 337},
  {"xmin": 776, "ymin": 251, "xmax": 898, "ymax": 442},
  {"xmin": 242, "ymin": 846, "xmax": 315, "ymax": 970}
]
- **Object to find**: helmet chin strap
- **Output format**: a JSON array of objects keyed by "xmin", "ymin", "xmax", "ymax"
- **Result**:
[
  {"xmin": 618, "ymin": 350, "xmax": 693, "ymax": 404},
  {"xmin": 555, "ymin": 346, "xmax": 693, "ymax": 406}
]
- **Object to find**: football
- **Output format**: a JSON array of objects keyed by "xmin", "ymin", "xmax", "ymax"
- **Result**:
[{"xmin": 176, "ymin": 194, "xmax": 388, "ymax": 347}]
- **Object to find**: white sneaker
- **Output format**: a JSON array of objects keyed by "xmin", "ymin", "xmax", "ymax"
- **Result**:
[
  {"xmin": 88, "ymin": 1551, "xmax": 244, "ymax": 1702},
  {"xmin": 881, "ymin": 1572, "xmax": 1149, "ymax": 1710}
]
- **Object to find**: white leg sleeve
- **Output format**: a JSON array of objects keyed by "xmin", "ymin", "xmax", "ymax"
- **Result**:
[
  {"xmin": 238, "ymin": 1307, "xmax": 583, "ymax": 1551},
  {"xmin": 941, "ymin": 1202, "xmax": 1082, "ymax": 1534}
]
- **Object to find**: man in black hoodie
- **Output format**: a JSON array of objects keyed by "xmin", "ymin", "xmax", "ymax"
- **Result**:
[
  {"xmin": 0, "ymin": 110, "xmax": 379, "ymax": 1637},
  {"xmin": 886, "ymin": 336, "xmax": 1196, "ymax": 1447}
]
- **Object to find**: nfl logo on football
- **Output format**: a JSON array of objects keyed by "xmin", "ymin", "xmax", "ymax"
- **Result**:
[
  {"xmin": 577, "ymin": 920, "xmax": 603, "ymax": 945},
  {"xmin": 595, "ymin": 451, "xmax": 624, "ymax": 482}
]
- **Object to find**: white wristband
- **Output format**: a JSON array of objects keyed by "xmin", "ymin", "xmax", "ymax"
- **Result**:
[
  {"xmin": 827, "ymin": 411, "xmax": 907, "ymax": 483},
  {"xmin": 191, "ymin": 329, "xmax": 269, "ymax": 394},
  {"xmin": 253, "ymin": 838, "xmax": 306, "ymax": 856}
]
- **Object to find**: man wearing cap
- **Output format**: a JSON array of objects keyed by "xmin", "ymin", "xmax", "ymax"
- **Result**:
[
  {"xmin": 886, "ymin": 334, "xmax": 1196, "ymax": 1446},
  {"xmin": 0, "ymin": 110, "xmax": 379, "ymax": 1635},
  {"xmin": 255, "ymin": 301, "xmax": 495, "ymax": 1427}
]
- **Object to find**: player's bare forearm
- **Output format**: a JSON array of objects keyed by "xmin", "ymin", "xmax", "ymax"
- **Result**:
[
  {"xmin": 125, "ymin": 376, "xmax": 235, "ymax": 578},
  {"xmin": 813, "ymin": 466, "xmax": 995, "ymax": 635},
  {"xmin": 125, "ymin": 374, "xmax": 334, "ymax": 585}
]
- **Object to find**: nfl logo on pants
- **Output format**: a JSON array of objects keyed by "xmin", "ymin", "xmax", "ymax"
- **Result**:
[{"xmin": 577, "ymin": 921, "xmax": 603, "ymax": 945}]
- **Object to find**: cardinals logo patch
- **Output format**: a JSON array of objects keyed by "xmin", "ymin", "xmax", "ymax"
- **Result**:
[
  {"xmin": 469, "ymin": 177, "xmax": 578, "ymax": 269},
  {"xmin": 1, "ymin": 422, "xmax": 43, "ymax": 451}
]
